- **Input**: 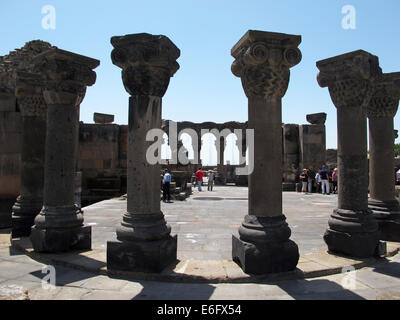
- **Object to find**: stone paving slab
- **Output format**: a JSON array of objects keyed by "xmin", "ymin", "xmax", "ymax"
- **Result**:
[{"xmin": 10, "ymin": 235, "xmax": 400, "ymax": 284}]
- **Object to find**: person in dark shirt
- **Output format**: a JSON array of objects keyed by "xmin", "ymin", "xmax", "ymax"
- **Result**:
[{"xmin": 319, "ymin": 165, "xmax": 330, "ymax": 195}]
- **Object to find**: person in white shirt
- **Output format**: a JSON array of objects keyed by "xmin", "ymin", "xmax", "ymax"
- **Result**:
[
  {"xmin": 162, "ymin": 169, "xmax": 172, "ymax": 203},
  {"xmin": 315, "ymin": 171, "xmax": 321, "ymax": 193}
]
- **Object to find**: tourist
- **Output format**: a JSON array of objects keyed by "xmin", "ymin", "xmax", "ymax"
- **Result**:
[
  {"xmin": 207, "ymin": 170, "xmax": 215, "ymax": 191},
  {"xmin": 195, "ymin": 167, "xmax": 204, "ymax": 192},
  {"xmin": 396, "ymin": 168, "xmax": 400, "ymax": 185},
  {"xmin": 307, "ymin": 168, "xmax": 314, "ymax": 193},
  {"xmin": 332, "ymin": 168, "xmax": 338, "ymax": 194},
  {"xmin": 319, "ymin": 165, "xmax": 330, "ymax": 195},
  {"xmin": 299, "ymin": 169, "xmax": 308, "ymax": 193},
  {"xmin": 328, "ymin": 167, "xmax": 334, "ymax": 193},
  {"xmin": 162, "ymin": 169, "xmax": 172, "ymax": 203},
  {"xmin": 315, "ymin": 171, "xmax": 321, "ymax": 193}
]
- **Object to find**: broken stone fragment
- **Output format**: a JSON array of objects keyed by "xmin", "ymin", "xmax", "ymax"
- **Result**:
[
  {"xmin": 93, "ymin": 112, "xmax": 115, "ymax": 124},
  {"xmin": 306, "ymin": 112, "xmax": 327, "ymax": 125}
]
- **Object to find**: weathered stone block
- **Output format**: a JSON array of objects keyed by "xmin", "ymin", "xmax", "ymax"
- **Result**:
[
  {"xmin": 323, "ymin": 228, "xmax": 379, "ymax": 258},
  {"xmin": 30, "ymin": 225, "xmax": 92, "ymax": 253},
  {"xmin": 306, "ymin": 112, "xmax": 327, "ymax": 125},
  {"xmin": 232, "ymin": 235, "xmax": 299, "ymax": 274},
  {"xmin": 107, "ymin": 235, "xmax": 177, "ymax": 273},
  {"xmin": 299, "ymin": 124, "xmax": 326, "ymax": 171},
  {"xmin": 93, "ymin": 112, "xmax": 115, "ymax": 124}
]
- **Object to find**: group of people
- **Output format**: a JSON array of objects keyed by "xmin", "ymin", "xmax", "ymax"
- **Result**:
[
  {"xmin": 194, "ymin": 167, "xmax": 215, "ymax": 192},
  {"xmin": 161, "ymin": 167, "xmax": 216, "ymax": 203},
  {"xmin": 299, "ymin": 165, "xmax": 338, "ymax": 195}
]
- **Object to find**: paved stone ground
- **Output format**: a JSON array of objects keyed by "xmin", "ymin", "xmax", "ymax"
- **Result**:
[
  {"xmin": 84, "ymin": 186, "xmax": 335, "ymax": 260},
  {"xmin": 2, "ymin": 186, "xmax": 400, "ymax": 300},
  {"xmin": 1, "ymin": 241, "xmax": 400, "ymax": 300}
]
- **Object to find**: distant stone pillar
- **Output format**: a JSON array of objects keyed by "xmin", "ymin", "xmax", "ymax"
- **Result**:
[
  {"xmin": 30, "ymin": 48, "xmax": 99, "ymax": 252},
  {"xmin": 235, "ymin": 129, "xmax": 247, "ymax": 165},
  {"xmin": 107, "ymin": 33, "xmax": 180, "ymax": 273},
  {"xmin": 11, "ymin": 73, "xmax": 46, "ymax": 237},
  {"xmin": 282, "ymin": 124, "xmax": 300, "ymax": 191},
  {"xmin": 231, "ymin": 30, "xmax": 302, "ymax": 274},
  {"xmin": 366, "ymin": 72, "xmax": 400, "ymax": 241},
  {"xmin": 216, "ymin": 136, "xmax": 226, "ymax": 166},
  {"xmin": 197, "ymin": 132, "xmax": 202, "ymax": 166},
  {"xmin": 299, "ymin": 113, "xmax": 327, "ymax": 172},
  {"xmin": 235, "ymin": 128, "xmax": 248, "ymax": 186},
  {"xmin": 317, "ymin": 50, "xmax": 381, "ymax": 257}
]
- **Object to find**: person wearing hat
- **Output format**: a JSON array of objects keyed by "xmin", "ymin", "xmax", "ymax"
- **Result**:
[
  {"xmin": 299, "ymin": 168, "xmax": 309, "ymax": 193},
  {"xmin": 207, "ymin": 170, "xmax": 215, "ymax": 191}
]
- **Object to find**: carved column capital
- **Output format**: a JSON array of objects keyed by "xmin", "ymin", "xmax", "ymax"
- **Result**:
[
  {"xmin": 33, "ymin": 48, "xmax": 99, "ymax": 106},
  {"xmin": 366, "ymin": 72, "xmax": 400, "ymax": 118},
  {"xmin": 231, "ymin": 30, "xmax": 302, "ymax": 99},
  {"xmin": 14, "ymin": 71, "xmax": 46, "ymax": 118},
  {"xmin": 316, "ymin": 50, "xmax": 382, "ymax": 109},
  {"xmin": 111, "ymin": 33, "xmax": 180, "ymax": 97}
]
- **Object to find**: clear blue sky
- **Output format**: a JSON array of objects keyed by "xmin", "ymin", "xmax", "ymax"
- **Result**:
[{"xmin": 2, "ymin": 0, "xmax": 400, "ymax": 153}]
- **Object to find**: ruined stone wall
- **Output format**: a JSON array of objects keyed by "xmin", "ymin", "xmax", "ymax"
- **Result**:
[
  {"xmin": 78, "ymin": 123, "xmax": 126, "ymax": 206},
  {"xmin": 0, "ymin": 114, "xmax": 328, "ymax": 209}
]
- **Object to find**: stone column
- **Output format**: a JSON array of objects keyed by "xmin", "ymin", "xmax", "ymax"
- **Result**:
[
  {"xmin": 0, "ymin": 91, "xmax": 20, "ymax": 228},
  {"xmin": 231, "ymin": 30, "xmax": 302, "ymax": 274},
  {"xmin": 216, "ymin": 136, "xmax": 227, "ymax": 184},
  {"xmin": 282, "ymin": 124, "xmax": 300, "ymax": 191},
  {"xmin": 30, "ymin": 48, "xmax": 99, "ymax": 252},
  {"xmin": 317, "ymin": 50, "xmax": 381, "ymax": 257},
  {"xmin": 11, "ymin": 72, "xmax": 46, "ymax": 237},
  {"xmin": 107, "ymin": 33, "xmax": 180, "ymax": 273},
  {"xmin": 197, "ymin": 131, "xmax": 202, "ymax": 166},
  {"xmin": 366, "ymin": 72, "xmax": 400, "ymax": 241},
  {"xmin": 216, "ymin": 136, "xmax": 225, "ymax": 166},
  {"xmin": 235, "ymin": 128, "xmax": 248, "ymax": 186}
]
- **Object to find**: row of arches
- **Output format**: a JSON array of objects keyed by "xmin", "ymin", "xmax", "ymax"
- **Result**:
[{"xmin": 161, "ymin": 132, "xmax": 249, "ymax": 165}]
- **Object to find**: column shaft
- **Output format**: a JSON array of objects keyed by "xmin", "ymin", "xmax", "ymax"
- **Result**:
[
  {"xmin": 337, "ymin": 106, "xmax": 368, "ymax": 211},
  {"xmin": 127, "ymin": 96, "xmax": 161, "ymax": 214},
  {"xmin": 369, "ymin": 117, "xmax": 396, "ymax": 201},
  {"xmin": 248, "ymin": 96, "xmax": 282, "ymax": 217},
  {"xmin": 43, "ymin": 104, "xmax": 77, "ymax": 208}
]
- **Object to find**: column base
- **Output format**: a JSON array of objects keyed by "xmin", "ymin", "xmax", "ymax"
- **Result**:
[
  {"xmin": 107, "ymin": 235, "xmax": 177, "ymax": 273},
  {"xmin": 368, "ymin": 198, "xmax": 400, "ymax": 213},
  {"xmin": 11, "ymin": 197, "xmax": 42, "ymax": 237},
  {"xmin": 324, "ymin": 208, "xmax": 380, "ymax": 258},
  {"xmin": 30, "ymin": 225, "xmax": 91, "ymax": 253},
  {"xmin": 232, "ymin": 215, "xmax": 299, "ymax": 275},
  {"xmin": 368, "ymin": 199, "xmax": 400, "ymax": 242},
  {"xmin": 0, "ymin": 199, "xmax": 14, "ymax": 229},
  {"xmin": 232, "ymin": 235, "xmax": 299, "ymax": 275}
]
